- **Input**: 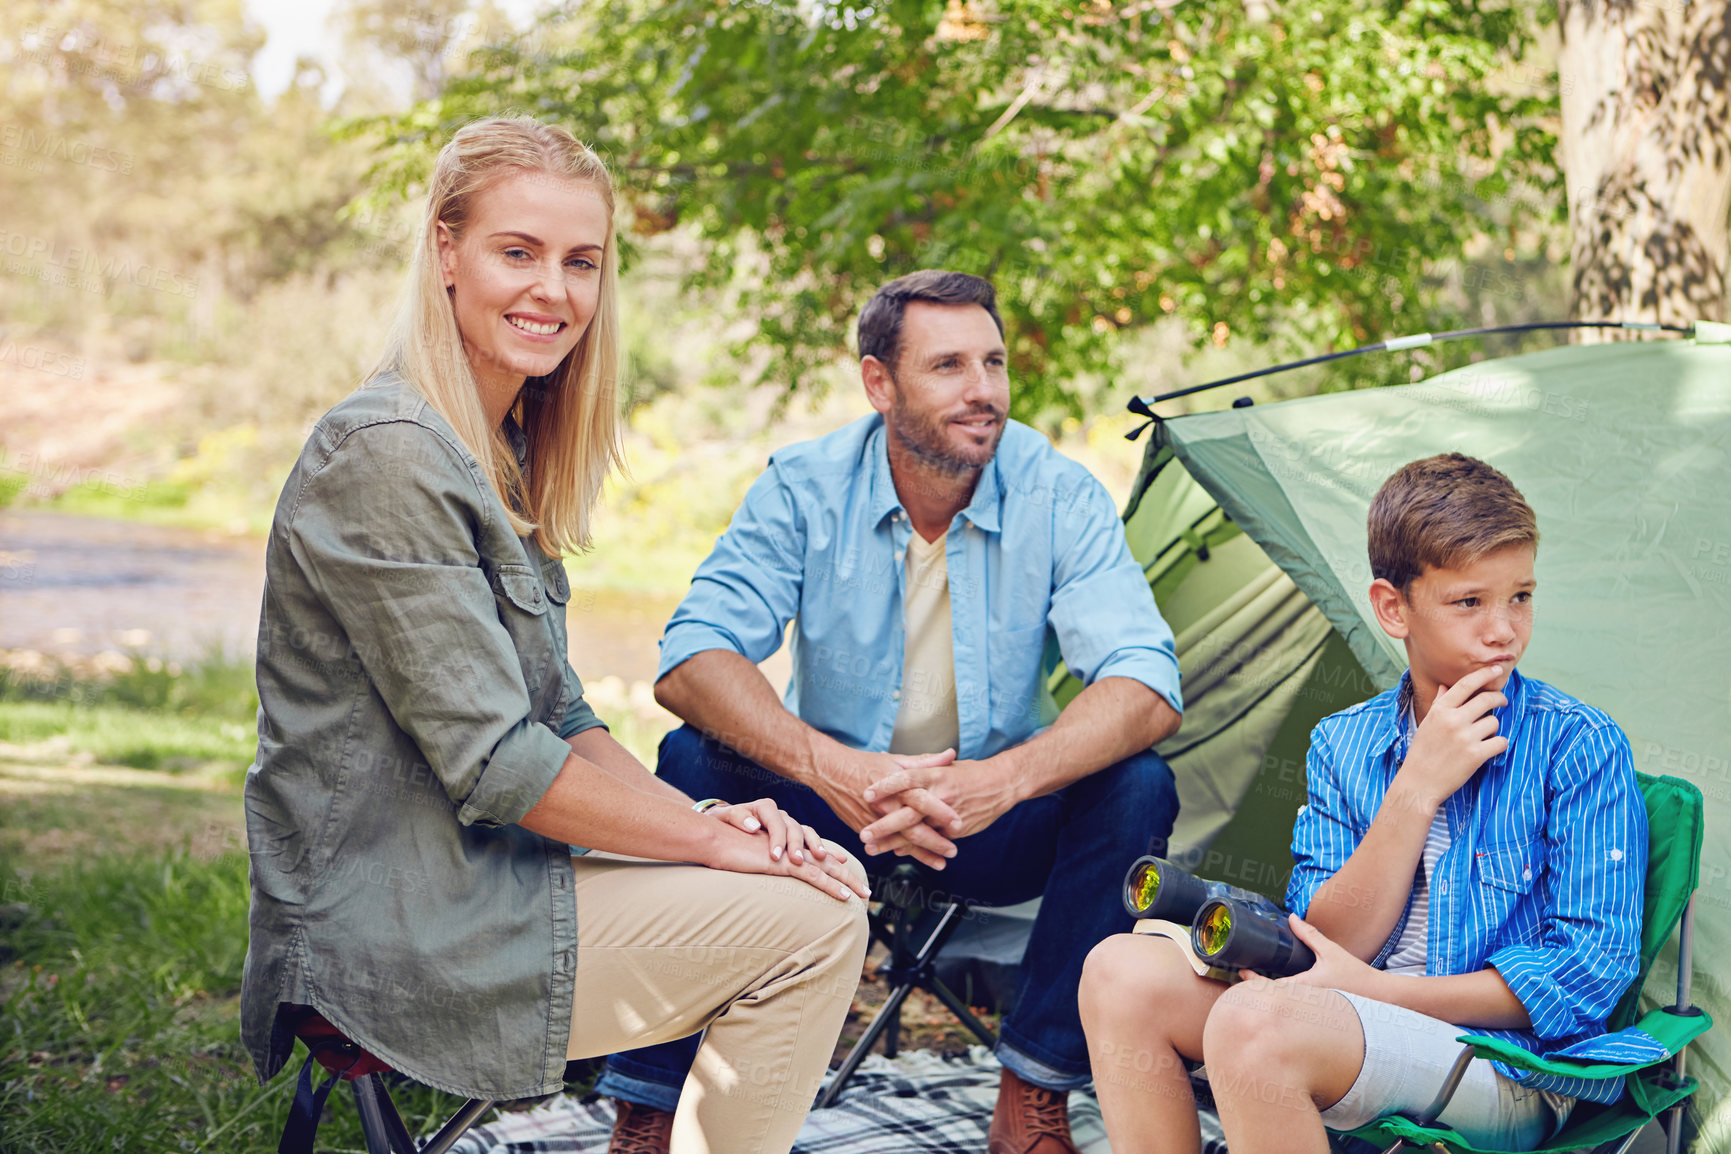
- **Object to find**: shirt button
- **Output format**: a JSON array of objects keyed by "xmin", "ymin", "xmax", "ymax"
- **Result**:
[
  {"xmin": 1439, "ymin": 882, "xmax": 1449, "ymax": 895},
  {"xmin": 1522, "ymin": 867, "xmax": 1532, "ymax": 881},
  {"xmin": 892, "ymin": 690, "xmax": 901, "ymax": 700},
  {"xmin": 1610, "ymin": 848, "xmax": 1624, "ymax": 862}
]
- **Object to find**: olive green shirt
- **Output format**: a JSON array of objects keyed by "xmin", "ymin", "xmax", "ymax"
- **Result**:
[{"xmin": 241, "ymin": 373, "xmax": 602, "ymax": 1099}]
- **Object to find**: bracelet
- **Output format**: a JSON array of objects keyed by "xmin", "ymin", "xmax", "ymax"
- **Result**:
[{"xmin": 691, "ymin": 798, "xmax": 729, "ymax": 813}]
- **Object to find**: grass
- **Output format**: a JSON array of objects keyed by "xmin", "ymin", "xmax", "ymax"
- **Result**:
[
  {"xmin": 0, "ymin": 657, "xmax": 491, "ymax": 1153},
  {"xmin": 0, "ymin": 658, "xmax": 991, "ymax": 1152},
  {"xmin": 0, "ymin": 701, "xmax": 255, "ymax": 772},
  {"xmin": 0, "ymin": 846, "xmax": 502, "ymax": 1153},
  {"xmin": 0, "ymin": 651, "xmax": 258, "ymax": 774}
]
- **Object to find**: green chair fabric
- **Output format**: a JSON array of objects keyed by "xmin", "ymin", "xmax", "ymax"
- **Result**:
[{"xmin": 1335, "ymin": 772, "xmax": 1711, "ymax": 1154}]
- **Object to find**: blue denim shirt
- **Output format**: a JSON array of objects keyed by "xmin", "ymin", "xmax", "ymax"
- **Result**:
[
  {"xmin": 1288, "ymin": 669, "xmax": 1647, "ymax": 1102},
  {"xmin": 658, "ymin": 414, "xmax": 1182, "ymax": 757}
]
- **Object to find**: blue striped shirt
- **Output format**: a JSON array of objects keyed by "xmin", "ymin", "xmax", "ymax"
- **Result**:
[{"xmin": 1287, "ymin": 669, "xmax": 1647, "ymax": 1102}]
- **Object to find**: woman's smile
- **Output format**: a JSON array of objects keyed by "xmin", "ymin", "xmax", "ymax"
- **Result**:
[{"xmin": 505, "ymin": 313, "xmax": 566, "ymax": 337}]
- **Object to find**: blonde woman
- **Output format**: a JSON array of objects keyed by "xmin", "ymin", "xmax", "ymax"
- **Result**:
[{"xmin": 240, "ymin": 118, "xmax": 869, "ymax": 1154}]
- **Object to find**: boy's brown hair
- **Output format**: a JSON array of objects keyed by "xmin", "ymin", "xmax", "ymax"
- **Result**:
[{"xmin": 1368, "ymin": 453, "xmax": 1539, "ymax": 592}]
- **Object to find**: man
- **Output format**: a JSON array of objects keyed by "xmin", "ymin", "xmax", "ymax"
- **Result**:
[{"xmin": 599, "ymin": 270, "xmax": 1184, "ymax": 1154}]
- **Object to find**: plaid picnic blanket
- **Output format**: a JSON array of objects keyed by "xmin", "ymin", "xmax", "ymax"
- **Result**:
[{"xmin": 447, "ymin": 1047, "xmax": 1231, "ymax": 1153}]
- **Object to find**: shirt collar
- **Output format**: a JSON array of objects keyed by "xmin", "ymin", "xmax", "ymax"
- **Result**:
[
  {"xmin": 865, "ymin": 416, "xmax": 1004, "ymax": 534},
  {"xmin": 503, "ymin": 414, "xmax": 529, "ymax": 470},
  {"xmin": 1383, "ymin": 666, "xmax": 1530, "ymax": 764}
]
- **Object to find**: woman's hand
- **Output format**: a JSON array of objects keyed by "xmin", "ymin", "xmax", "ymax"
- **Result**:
[
  {"xmin": 701, "ymin": 799, "xmax": 869, "ymax": 903},
  {"xmin": 706, "ymin": 799, "xmax": 830, "ymax": 866}
]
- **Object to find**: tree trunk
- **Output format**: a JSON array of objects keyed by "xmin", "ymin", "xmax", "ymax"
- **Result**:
[{"xmin": 1558, "ymin": 0, "xmax": 1731, "ymax": 330}]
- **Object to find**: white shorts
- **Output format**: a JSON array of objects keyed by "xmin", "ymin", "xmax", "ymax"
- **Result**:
[{"xmin": 1317, "ymin": 990, "xmax": 1574, "ymax": 1150}]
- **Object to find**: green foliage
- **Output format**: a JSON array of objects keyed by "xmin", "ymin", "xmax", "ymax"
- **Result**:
[{"xmin": 362, "ymin": 0, "xmax": 1561, "ymax": 417}]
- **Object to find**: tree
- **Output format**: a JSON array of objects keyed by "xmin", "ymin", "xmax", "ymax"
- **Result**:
[
  {"xmin": 371, "ymin": 0, "xmax": 1560, "ymax": 417},
  {"xmin": 1558, "ymin": 0, "xmax": 1731, "ymax": 330},
  {"xmin": 335, "ymin": 0, "xmax": 509, "ymax": 108}
]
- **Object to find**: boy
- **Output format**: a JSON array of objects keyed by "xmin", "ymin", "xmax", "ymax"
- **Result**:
[{"xmin": 1078, "ymin": 454, "xmax": 1646, "ymax": 1154}]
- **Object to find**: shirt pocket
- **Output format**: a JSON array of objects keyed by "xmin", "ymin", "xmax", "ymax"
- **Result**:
[
  {"xmin": 1476, "ymin": 839, "xmax": 1547, "ymax": 947},
  {"xmin": 989, "ymin": 620, "xmax": 1049, "ymax": 664},
  {"xmin": 540, "ymin": 557, "xmax": 572, "ymax": 607},
  {"xmin": 491, "ymin": 565, "xmax": 548, "ymax": 616},
  {"xmin": 1477, "ymin": 839, "xmax": 1545, "ymax": 894},
  {"xmin": 489, "ymin": 563, "xmax": 553, "ymax": 689}
]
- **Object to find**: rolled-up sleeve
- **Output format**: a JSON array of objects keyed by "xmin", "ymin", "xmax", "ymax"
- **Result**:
[
  {"xmin": 556, "ymin": 660, "xmax": 607, "ymax": 740},
  {"xmin": 1046, "ymin": 471, "xmax": 1182, "ymax": 715},
  {"xmin": 1287, "ymin": 725, "xmax": 1360, "ymax": 917},
  {"xmin": 1487, "ymin": 722, "xmax": 1647, "ymax": 1040},
  {"xmin": 288, "ymin": 420, "xmax": 570, "ymax": 827},
  {"xmin": 657, "ymin": 462, "xmax": 805, "ymax": 680}
]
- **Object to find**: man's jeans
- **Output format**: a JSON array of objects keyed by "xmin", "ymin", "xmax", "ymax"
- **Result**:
[{"xmin": 595, "ymin": 724, "xmax": 1179, "ymax": 1105}]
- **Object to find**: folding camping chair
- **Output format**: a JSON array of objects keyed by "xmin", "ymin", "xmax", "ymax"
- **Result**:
[
  {"xmin": 817, "ymin": 863, "xmax": 1000, "ymax": 1108},
  {"xmin": 1333, "ymin": 772, "xmax": 1713, "ymax": 1154},
  {"xmin": 275, "ymin": 1004, "xmax": 496, "ymax": 1154}
]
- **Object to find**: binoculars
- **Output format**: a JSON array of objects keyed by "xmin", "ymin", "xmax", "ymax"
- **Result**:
[{"xmin": 1120, "ymin": 855, "xmax": 1315, "ymax": 978}]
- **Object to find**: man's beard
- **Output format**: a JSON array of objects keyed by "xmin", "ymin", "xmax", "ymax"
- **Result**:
[{"xmin": 888, "ymin": 395, "xmax": 1006, "ymax": 477}]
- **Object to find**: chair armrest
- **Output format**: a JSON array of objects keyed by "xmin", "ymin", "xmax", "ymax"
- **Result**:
[{"xmin": 1457, "ymin": 1007, "xmax": 1713, "ymax": 1081}]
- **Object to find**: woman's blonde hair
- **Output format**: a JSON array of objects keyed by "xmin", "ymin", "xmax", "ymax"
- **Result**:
[{"xmin": 373, "ymin": 116, "xmax": 623, "ymax": 557}]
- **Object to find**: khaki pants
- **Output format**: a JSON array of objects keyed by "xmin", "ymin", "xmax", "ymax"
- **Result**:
[{"xmin": 565, "ymin": 853, "xmax": 870, "ymax": 1154}]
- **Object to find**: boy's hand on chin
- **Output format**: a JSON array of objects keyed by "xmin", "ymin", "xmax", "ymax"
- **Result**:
[{"xmin": 1400, "ymin": 664, "xmax": 1510, "ymax": 808}]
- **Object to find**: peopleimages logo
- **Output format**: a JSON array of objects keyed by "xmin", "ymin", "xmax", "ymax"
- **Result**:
[
  {"xmin": 0, "ymin": 125, "xmax": 134, "ymax": 174},
  {"xmin": 0, "ymin": 339, "xmax": 86, "ymax": 379},
  {"xmin": 0, "ymin": 229, "xmax": 198, "ymax": 298}
]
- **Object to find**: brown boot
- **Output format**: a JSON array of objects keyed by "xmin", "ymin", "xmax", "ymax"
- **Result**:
[
  {"xmin": 987, "ymin": 1067, "xmax": 1081, "ymax": 1154},
  {"xmin": 608, "ymin": 1098, "xmax": 674, "ymax": 1154}
]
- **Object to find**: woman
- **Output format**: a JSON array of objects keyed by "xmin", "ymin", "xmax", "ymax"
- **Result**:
[{"xmin": 241, "ymin": 117, "xmax": 869, "ymax": 1154}]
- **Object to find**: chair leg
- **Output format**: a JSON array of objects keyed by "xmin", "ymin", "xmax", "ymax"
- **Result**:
[
  {"xmin": 817, "ymin": 876, "xmax": 998, "ymax": 1109},
  {"xmin": 1668, "ymin": 898, "xmax": 1696, "ymax": 1154},
  {"xmin": 925, "ymin": 973, "xmax": 998, "ymax": 1049},
  {"xmin": 418, "ymin": 1098, "xmax": 497, "ymax": 1154},
  {"xmin": 816, "ymin": 980, "xmax": 919, "ymax": 1109},
  {"xmin": 1593, "ymin": 1126, "xmax": 1644, "ymax": 1154},
  {"xmin": 1413, "ymin": 1045, "xmax": 1476, "ymax": 1127},
  {"xmin": 351, "ymin": 1074, "xmax": 413, "ymax": 1154}
]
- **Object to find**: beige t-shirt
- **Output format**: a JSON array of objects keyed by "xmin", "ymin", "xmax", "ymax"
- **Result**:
[{"xmin": 888, "ymin": 530, "xmax": 960, "ymax": 756}]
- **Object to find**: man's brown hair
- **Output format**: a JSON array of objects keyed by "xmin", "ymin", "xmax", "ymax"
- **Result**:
[
  {"xmin": 1368, "ymin": 453, "xmax": 1539, "ymax": 592},
  {"xmin": 857, "ymin": 269, "xmax": 1004, "ymax": 376}
]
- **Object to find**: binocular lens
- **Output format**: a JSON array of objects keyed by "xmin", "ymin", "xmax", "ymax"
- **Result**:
[
  {"xmin": 1129, "ymin": 861, "xmax": 1161, "ymax": 914},
  {"xmin": 1197, "ymin": 903, "xmax": 1232, "ymax": 956},
  {"xmin": 1121, "ymin": 855, "xmax": 1210, "ymax": 922},
  {"xmin": 1189, "ymin": 897, "xmax": 1316, "ymax": 977}
]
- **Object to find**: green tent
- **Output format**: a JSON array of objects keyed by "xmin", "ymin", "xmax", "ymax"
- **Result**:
[{"xmin": 1052, "ymin": 338, "xmax": 1731, "ymax": 1145}]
